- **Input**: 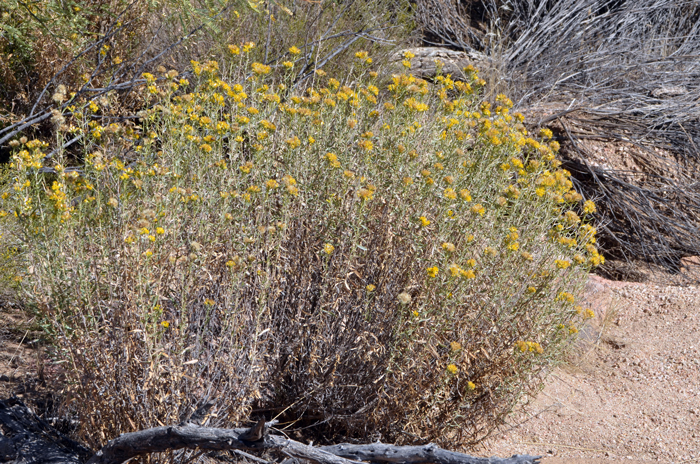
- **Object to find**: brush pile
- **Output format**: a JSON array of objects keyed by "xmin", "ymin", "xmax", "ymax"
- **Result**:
[{"xmin": 417, "ymin": 0, "xmax": 700, "ymax": 278}]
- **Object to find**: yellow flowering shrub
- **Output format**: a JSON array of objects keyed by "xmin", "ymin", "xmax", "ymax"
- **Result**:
[{"xmin": 0, "ymin": 55, "xmax": 599, "ymax": 449}]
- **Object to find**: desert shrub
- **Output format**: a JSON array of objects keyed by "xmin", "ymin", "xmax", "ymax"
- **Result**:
[{"xmin": 0, "ymin": 48, "xmax": 600, "ymax": 451}]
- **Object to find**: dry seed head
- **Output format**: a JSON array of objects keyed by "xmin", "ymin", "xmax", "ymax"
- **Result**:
[
  {"xmin": 141, "ymin": 209, "xmax": 156, "ymax": 219},
  {"xmin": 50, "ymin": 109, "xmax": 65, "ymax": 126},
  {"xmin": 52, "ymin": 85, "xmax": 67, "ymax": 103}
]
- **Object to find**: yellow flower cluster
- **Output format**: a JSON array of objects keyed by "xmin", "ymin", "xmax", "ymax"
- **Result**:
[{"xmin": 515, "ymin": 340, "xmax": 544, "ymax": 354}]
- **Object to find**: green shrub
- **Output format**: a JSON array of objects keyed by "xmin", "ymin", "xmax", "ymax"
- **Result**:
[{"xmin": 0, "ymin": 48, "xmax": 601, "ymax": 450}]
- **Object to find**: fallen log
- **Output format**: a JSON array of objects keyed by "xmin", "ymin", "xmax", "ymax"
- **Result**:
[
  {"xmin": 88, "ymin": 421, "xmax": 540, "ymax": 464},
  {"xmin": 0, "ymin": 398, "xmax": 540, "ymax": 464},
  {"xmin": 319, "ymin": 443, "xmax": 539, "ymax": 464}
]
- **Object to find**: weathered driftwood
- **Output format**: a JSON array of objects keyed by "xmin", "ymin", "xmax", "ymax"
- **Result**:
[
  {"xmin": 319, "ymin": 443, "xmax": 539, "ymax": 464},
  {"xmin": 87, "ymin": 421, "xmax": 540, "ymax": 464},
  {"xmin": 0, "ymin": 398, "xmax": 540, "ymax": 464}
]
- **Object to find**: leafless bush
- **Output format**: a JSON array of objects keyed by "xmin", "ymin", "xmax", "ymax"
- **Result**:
[{"xmin": 415, "ymin": 0, "xmax": 700, "ymax": 276}]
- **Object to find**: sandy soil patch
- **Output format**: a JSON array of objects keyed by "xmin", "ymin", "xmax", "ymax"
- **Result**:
[{"xmin": 481, "ymin": 275, "xmax": 700, "ymax": 463}]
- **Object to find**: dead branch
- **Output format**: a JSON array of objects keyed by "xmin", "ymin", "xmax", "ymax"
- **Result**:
[
  {"xmin": 2, "ymin": 392, "xmax": 541, "ymax": 464},
  {"xmin": 86, "ymin": 421, "xmax": 541, "ymax": 464},
  {"xmin": 320, "ymin": 443, "xmax": 541, "ymax": 464}
]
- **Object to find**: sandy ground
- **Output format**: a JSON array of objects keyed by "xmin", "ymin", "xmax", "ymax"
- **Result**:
[
  {"xmin": 2, "ymin": 273, "xmax": 699, "ymax": 463},
  {"xmin": 481, "ymin": 274, "xmax": 700, "ymax": 463}
]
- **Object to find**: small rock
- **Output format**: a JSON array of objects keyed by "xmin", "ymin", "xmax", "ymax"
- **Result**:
[{"xmin": 387, "ymin": 47, "xmax": 494, "ymax": 80}]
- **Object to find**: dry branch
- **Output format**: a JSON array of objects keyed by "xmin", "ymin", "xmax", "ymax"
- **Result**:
[
  {"xmin": 86, "ymin": 421, "xmax": 540, "ymax": 464},
  {"xmin": 320, "ymin": 443, "xmax": 541, "ymax": 464}
]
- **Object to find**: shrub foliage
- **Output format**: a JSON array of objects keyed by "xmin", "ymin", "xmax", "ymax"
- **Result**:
[{"xmin": 1, "ymin": 49, "xmax": 600, "ymax": 449}]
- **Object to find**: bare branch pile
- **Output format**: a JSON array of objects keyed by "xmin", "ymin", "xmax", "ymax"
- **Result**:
[{"xmin": 416, "ymin": 0, "xmax": 700, "ymax": 278}]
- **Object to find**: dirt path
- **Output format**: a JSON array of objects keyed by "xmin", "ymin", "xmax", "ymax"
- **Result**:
[{"xmin": 481, "ymin": 275, "xmax": 700, "ymax": 463}]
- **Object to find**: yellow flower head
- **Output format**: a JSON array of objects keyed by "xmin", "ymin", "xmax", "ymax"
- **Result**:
[
  {"xmin": 251, "ymin": 62, "xmax": 271, "ymax": 75},
  {"xmin": 441, "ymin": 242, "xmax": 456, "ymax": 253},
  {"xmin": 470, "ymin": 204, "xmax": 485, "ymax": 216},
  {"xmin": 461, "ymin": 269, "xmax": 476, "ymax": 279},
  {"xmin": 358, "ymin": 188, "xmax": 374, "ymax": 201},
  {"xmin": 583, "ymin": 200, "xmax": 597, "ymax": 214}
]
